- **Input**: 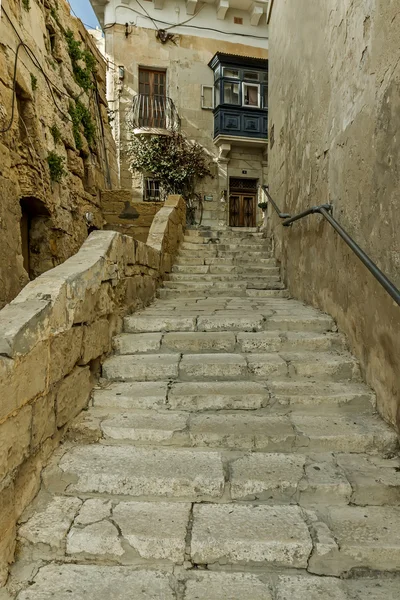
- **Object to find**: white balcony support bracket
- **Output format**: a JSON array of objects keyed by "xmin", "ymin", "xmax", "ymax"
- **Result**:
[
  {"xmin": 154, "ymin": 0, "xmax": 164, "ymax": 9},
  {"xmin": 250, "ymin": 3, "xmax": 264, "ymax": 26},
  {"xmin": 217, "ymin": 0, "xmax": 229, "ymax": 21},
  {"xmin": 186, "ymin": 0, "xmax": 198, "ymax": 16}
]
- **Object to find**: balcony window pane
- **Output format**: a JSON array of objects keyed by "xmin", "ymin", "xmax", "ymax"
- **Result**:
[
  {"xmin": 243, "ymin": 83, "xmax": 259, "ymax": 107},
  {"xmin": 215, "ymin": 80, "xmax": 220, "ymax": 106},
  {"xmin": 214, "ymin": 65, "xmax": 221, "ymax": 80},
  {"xmin": 223, "ymin": 67, "xmax": 240, "ymax": 78},
  {"xmin": 243, "ymin": 71, "xmax": 259, "ymax": 81},
  {"xmin": 263, "ymin": 85, "xmax": 268, "ymax": 108},
  {"xmin": 223, "ymin": 82, "xmax": 240, "ymax": 105}
]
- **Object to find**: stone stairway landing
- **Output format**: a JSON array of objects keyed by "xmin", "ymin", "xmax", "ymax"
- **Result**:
[{"xmin": 7, "ymin": 229, "xmax": 400, "ymax": 599}]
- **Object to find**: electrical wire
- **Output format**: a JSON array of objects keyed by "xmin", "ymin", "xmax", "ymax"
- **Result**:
[{"xmin": 66, "ymin": 0, "xmax": 100, "ymax": 30}]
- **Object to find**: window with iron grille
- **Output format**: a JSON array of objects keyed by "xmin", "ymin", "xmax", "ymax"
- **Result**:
[{"xmin": 144, "ymin": 178, "xmax": 164, "ymax": 202}]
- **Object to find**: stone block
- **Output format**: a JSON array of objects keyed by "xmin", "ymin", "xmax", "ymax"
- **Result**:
[
  {"xmin": 67, "ymin": 520, "xmax": 124, "ymax": 558},
  {"xmin": 179, "ymin": 353, "xmax": 247, "ymax": 380},
  {"xmin": 48, "ymin": 327, "xmax": 83, "ymax": 385},
  {"xmin": 93, "ymin": 382, "xmax": 168, "ymax": 411},
  {"xmin": 184, "ymin": 572, "xmax": 273, "ymax": 600},
  {"xmin": 162, "ymin": 332, "xmax": 236, "ymax": 353},
  {"xmin": 31, "ymin": 391, "xmax": 56, "ymax": 450},
  {"xmin": 102, "ymin": 354, "xmax": 180, "ymax": 382},
  {"xmin": 0, "ymin": 299, "xmax": 51, "ymax": 357},
  {"xmin": 0, "ymin": 405, "xmax": 32, "ymax": 482},
  {"xmin": 0, "ymin": 342, "xmax": 48, "ymax": 420},
  {"xmin": 113, "ymin": 501, "xmax": 191, "ymax": 562},
  {"xmin": 16, "ymin": 565, "xmax": 176, "ymax": 600},
  {"xmin": 113, "ymin": 333, "xmax": 162, "ymax": 354},
  {"xmin": 124, "ymin": 315, "xmax": 196, "ymax": 333},
  {"xmin": 0, "ymin": 481, "xmax": 16, "ymax": 586},
  {"xmin": 101, "ymin": 411, "xmax": 188, "ymax": 443},
  {"xmin": 168, "ymin": 381, "xmax": 269, "ymax": 411},
  {"xmin": 81, "ymin": 317, "xmax": 111, "ymax": 364},
  {"xmin": 56, "ymin": 445, "xmax": 225, "ymax": 500},
  {"xmin": 190, "ymin": 504, "xmax": 312, "ymax": 567},
  {"xmin": 55, "ymin": 366, "xmax": 92, "ymax": 428}
]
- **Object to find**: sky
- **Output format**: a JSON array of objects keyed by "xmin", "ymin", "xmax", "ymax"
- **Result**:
[{"xmin": 68, "ymin": 0, "xmax": 100, "ymax": 29}]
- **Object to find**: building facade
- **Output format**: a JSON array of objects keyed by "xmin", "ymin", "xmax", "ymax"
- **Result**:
[{"xmin": 90, "ymin": 0, "xmax": 269, "ymax": 228}]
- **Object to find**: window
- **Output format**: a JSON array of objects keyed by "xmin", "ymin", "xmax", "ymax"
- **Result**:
[
  {"xmin": 144, "ymin": 178, "xmax": 164, "ymax": 202},
  {"xmin": 242, "ymin": 82, "xmax": 260, "ymax": 107},
  {"xmin": 223, "ymin": 81, "xmax": 240, "ymax": 105},
  {"xmin": 223, "ymin": 67, "xmax": 239, "ymax": 78},
  {"xmin": 243, "ymin": 71, "xmax": 259, "ymax": 81},
  {"xmin": 201, "ymin": 85, "xmax": 214, "ymax": 109},
  {"xmin": 263, "ymin": 86, "xmax": 268, "ymax": 108}
]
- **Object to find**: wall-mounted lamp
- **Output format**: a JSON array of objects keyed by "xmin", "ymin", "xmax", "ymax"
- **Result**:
[{"xmin": 118, "ymin": 66, "xmax": 125, "ymax": 80}]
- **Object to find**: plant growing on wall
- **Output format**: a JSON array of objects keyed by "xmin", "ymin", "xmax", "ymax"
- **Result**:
[
  {"xmin": 65, "ymin": 29, "xmax": 96, "ymax": 92},
  {"xmin": 69, "ymin": 100, "xmax": 96, "ymax": 151},
  {"xmin": 22, "ymin": 0, "xmax": 30, "ymax": 11},
  {"xmin": 128, "ymin": 132, "xmax": 213, "ymax": 201},
  {"xmin": 47, "ymin": 151, "xmax": 65, "ymax": 182}
]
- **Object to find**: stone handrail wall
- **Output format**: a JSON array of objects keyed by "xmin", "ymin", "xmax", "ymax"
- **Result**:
[{"xmin": 0, "ymin": 196, "xmax": 186, "ymax": 585}]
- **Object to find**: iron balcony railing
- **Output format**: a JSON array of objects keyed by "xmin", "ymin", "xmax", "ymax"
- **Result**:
[
  {"xmin": 132, "ymin": 94, "xmax": 181, "ymax": 132},
  {"xmin": 261, "ymin": 185, "xmax": 400, "ymax": 306}
]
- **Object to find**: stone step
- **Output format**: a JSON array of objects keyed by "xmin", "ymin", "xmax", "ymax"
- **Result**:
[
  {"xmin": 13, "ymin": 565, "xmax": 400, "ymax": 600},
  {"xmin": 183, "ymin": 236, "xmax": 266, "ymax": 246},
  {"xmin": 92, "ymin": 409, "xmax": 396, "ymax": 454},
  {"xmin": 167, "ymin": 273, "xmax": 282, "ymax": 283},
  {"xmin": 172, "ymin": 264, "xmax": 280, "ymax": 275},
  {"xmin": 43, "ymin": 445, "xmax": 225, "ymax": 500},
  {"xmin": 175, "ymin": 256, "xmax": 277, "ymax": 266},
  {"xmin": 113, "ymin": 331, "xmax": 346, "ymax": 355}
]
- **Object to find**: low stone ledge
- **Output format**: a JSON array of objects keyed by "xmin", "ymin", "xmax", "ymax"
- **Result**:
[{"xmin": 0, "ymin": 195, "xmax": 186, "ymax": 585}]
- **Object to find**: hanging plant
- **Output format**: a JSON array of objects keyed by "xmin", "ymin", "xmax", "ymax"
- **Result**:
[{"xmin": 127, "ymin": 132, "xmax": 213, "ymax": 201}]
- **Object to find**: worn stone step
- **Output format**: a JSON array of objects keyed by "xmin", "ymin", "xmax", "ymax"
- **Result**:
[
  {"xmin": 162, "ymin": 332, "xmax": 237, "ymax": 353},
  {"xmin": 102, "ymin": 354, "xmax": 180, "ymax": 381},
  {"xmin": 308, "ymin": 505, "xmax": 400, "ymax": 576},
  {"xmin": 179, "ymin": 353, "xmax": 249, "ymax": 380},
  {"xmin": 124, "ymin": 315, "xmax": 196, "ymax": 332},
  {"xmin": 171, "ymin": 264, "xmax": 280, "ymax": 276},
  {"xmin": 43, "ymin": 445, "xmax": 225, "ymax": 500},
  {"xmin": 190, "ymin": 503, "xmax": 312, "ymax": 568},
  {"xmin": 93, "ymin": 382, "xmax": 168, "ymax": 411},
  {"xmin": 237, "ymin": 331, "xmax": 346, "ymax": 352},
  {"xmin": 168, "ymin": 381, "xmax": 269, "ymax": 411}
]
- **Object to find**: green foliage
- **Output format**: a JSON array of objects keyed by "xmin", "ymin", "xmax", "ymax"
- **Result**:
[
  {"xmin": 30, "ymin": 73, "xmax": 38, "ymax": 92},
  {"xmin": 50, "ymin": 3, "xmax": 59, "ymax": 22},
  {"xmin": 47, "ymin": 151, "xmax": 65, "ymax": 182},
  {"xmin": 128, "ymin": 132, "xmax": 213, "ymax": 200},
  {"xmin": 69, "ymin": 100, "xmax": 96, "ymax": 151},
  {"xmin": 50, "ymin": 124, "xmax": 61, "ymax": 145},
  {"xmin": 65, "ymin": 29, "xmax": 96, "ymax": 92},
  {"xmin": 22, "ymin": 0, "xmax": 30, "ymax": 11}
]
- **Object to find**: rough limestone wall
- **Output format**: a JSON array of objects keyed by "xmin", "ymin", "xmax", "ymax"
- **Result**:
[
  {"xmin": 0, "ymin": 196, "xmax": 186, "ymax": 584},
  {"xmin": 101, "ymin": 189, "xmax": 164, "ymax": 242},
  {"xmin": 268, "ymin": 0, "xmax": 400, "ymax": 430},
  {"xmin": 0, "ymin": 0, "xmax": 118, "ymax": 310}
]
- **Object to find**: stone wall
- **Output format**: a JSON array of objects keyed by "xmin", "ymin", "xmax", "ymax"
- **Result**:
[
  {"xmin": 0, "ymin": 195, "xmax": 186, "ymax": 584},
  {"xmin": 106, "ymin": 25, "xmax": 268, "ymax": 227},
  {"xmin": 268, "ymin": 0, "xmax": 400, "ymax": 430},
  {"xmin": 101, "ymin": 189, "xmax": 164, "ymax": 242},
  {"xmin": 0, "ymin": 0, "xmax": 118, "ymax": 310}
]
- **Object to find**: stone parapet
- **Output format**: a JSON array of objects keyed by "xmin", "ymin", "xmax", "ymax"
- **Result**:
[{"xmin": 0, "ymin": 196, "xmax": 185, "ymax": 585}]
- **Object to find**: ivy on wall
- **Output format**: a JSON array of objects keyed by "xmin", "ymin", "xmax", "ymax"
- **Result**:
[
  {"xmin": 65, "ymin": 29, "xmax": 96, "ymax": 93},
  {"xmin": 128, "ymin": 132, "xmax": 213, "ymax": 201}
]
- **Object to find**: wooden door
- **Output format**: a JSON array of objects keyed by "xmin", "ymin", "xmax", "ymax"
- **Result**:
[
  {"xmin": 138, "ymin": 68, "xmax": 166, "ymax": 128},
  {"xmin": 229, "ymin": 194, "xmax": 256, "ymax": 227}
]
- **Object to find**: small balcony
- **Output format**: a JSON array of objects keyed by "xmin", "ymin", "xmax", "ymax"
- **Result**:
[{"xmin": 132, "ymin": 94, "xmax": 181, "ymax": 136}]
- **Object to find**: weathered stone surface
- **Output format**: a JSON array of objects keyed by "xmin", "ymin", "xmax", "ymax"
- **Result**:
[
  {"xmin": 168, "ymin": 381, "xmax": 269, "ymax": 411},
  {"xmin": 179, "ymin": 354, "xmax": 247, "ymax": 380},
  {"xmin": 184, "ymin": 572, "xmax": 273, "ymax": 600},
  {"xmin": 344, "ymin": 578, "xmax": 400, "ymax": 599},
  {"xmin": 190, "ymin": 504, "xmax": 312, "ymax": 567},
  {"xmin": 336, "ymin": 454, "xmax": 400, "ymax": 505},
  {"xmin": 276, "ymin": 575, "xmax": 347, "ymax": 599},
  {"xmin": 124, "ymin": 315, "xmax": 196, "ymax": 332},
  {"xmin": 75, "ymin": 499, "xmax": 113, "ymax": 525},
  {"xmin": 113, "ymin": 333, "xmax": 163, "ymax": 354},
  {"xmin": 0, "ymin": 406, "xmax": 32, "ymax": 481},
  {"xmin": 101, "ymin": 411, "xmax": 188, "ymax": 443},
  {"xmin": 19, "ymin": 496, "xmax": 82, "ymax": 551},
  {"xmin": 310, "ymin": 506, "xmax": 400, "ymax": 575},
  {"xmin": 48, "ymin": 327, "xmax": 83, "ymax": 385},
  {"xmin": 31, "ymin": 392, "xmax": 56, "ymax": 450},
  {"xmin": 16, "ymin": 565, "xmax": 176, "ymax": 599},
  {"xmin": 67, "ymin": 520, "xmax": 124, "ymax": 558},
  {"xmin": 93, "ymin": 382, "xmax": 168, "ymax": 410},
  {"xmin": 81, "ymin": 318, "xmax": 111, "ymax": 364},
  {"xmin": 0, "ymin": 300, "xmax": 51, "ymax": 357},
  {"xmin": 163, "ymin": 332, "xmax": 236, "ymax": 353},
  {"xmin": 102, "ymin": 354, "xmax": 180, "ymax": 381},
  {"xmin": 189, "ymin": 413, "xmax": 295, "ymax": 450},
  {"xmin": 230, "ymin": 453, "xmax": 306, "ymax": 501},
  {"xmin": 113, "ymin": 501, "xmax": 190, "ymax": 562},
  {"xmin": 197, "ymin": 314, "xmax": 264, "ymax": 331},
  {"xmin": 55, "ymin": 366, "xmax": 92, "ymax": 427},
  {"xmin": 247, "ymin": 353, "xmax": 288, "ymax": 378},
  {"xmin": 55, "ymin": 445, "xmax": 224, "ymax": 499}
]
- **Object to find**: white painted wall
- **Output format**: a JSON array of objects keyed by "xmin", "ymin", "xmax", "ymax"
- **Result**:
[{"xmin": 103, "ymin": 0, "xmax": 268, "ymax": 49}]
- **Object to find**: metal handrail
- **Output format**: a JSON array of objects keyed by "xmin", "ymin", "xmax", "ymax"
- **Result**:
[
  {"xmin": 132, "ymin": 94, "xmax": 181, "ymax": 132},
  {"xmin": 261, "ymin": 187, "xmax": 400, "ymax": 306},
  {"xmin": 262, "ymin": 186, "xmax": 291, "ymax": 219}
]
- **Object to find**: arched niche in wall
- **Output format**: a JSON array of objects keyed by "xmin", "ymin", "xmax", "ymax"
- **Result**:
[{"xmin": 19, "ymin": 197, "xmax": 52, "ymax": 281}]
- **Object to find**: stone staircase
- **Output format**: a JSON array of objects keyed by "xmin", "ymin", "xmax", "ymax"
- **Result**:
[{"xmin": 8, "ymin": 229, "xmax": 400, "ymax": 599}]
